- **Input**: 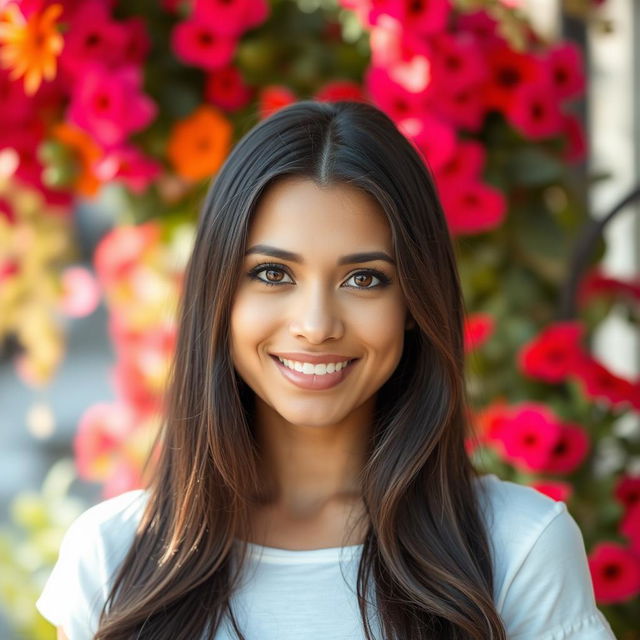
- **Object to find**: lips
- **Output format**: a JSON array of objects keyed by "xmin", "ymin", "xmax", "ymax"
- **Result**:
[{"xmin": 270, "ymin": 354, "xmax": 358, "ymax": 391}]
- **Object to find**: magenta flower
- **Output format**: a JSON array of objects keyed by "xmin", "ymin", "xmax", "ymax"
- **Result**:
[
  {"xmin": 403, "ymin": 0, "xmax": 451, "ymax": 36},
  {"xmin": 366, "ymin": 66, "xmax": 430, "ymax": 121},
  {"xmin": 67, "ymin": 64, "xmax": 157, "ymax": 148},
  {"xmin": 430, "ymin": 33, "xmax": 487, "ymax": 91},
  {"xmin": 507, "ymin": 81, "xmax": 564, "ymax": 140},
  {"xmin": 193, "ymin": 0, "xmax": 269, "ymax": 37},
  {"xmin": 435, "ymin": 140, "xmax": 486, "ymax": 184},
  {"xmin": 171, "ymin": 14, "xmax": 237, "ymax": 71},
  {"xmin": 59, "ymin": 1, "xmax": 128, "ymax": 79},
  {"xmin": 120, "ymin": 16, "xmax": 152, "ymax": 66},
  {"xmin": 562, "ymin": 113, "xmax": 587, "ymax": 164},
  {"xmin": 93, "ymin": 145, "xmax": 162, "ymax": 194},
  {"xmin": 530, "ymin": 481, "xmax": 573, "ymax": 502},
  {"xmin": 431, "ymin": 83, "xmax": 487, "ymax": 131},
  {"xmin": 620, "ymin": 504, "xmax": 640, "ymax": 554},
  {"xmin": 397, "ymin": 112, "xmax": 456, "ymax": 171},
  {"xmin": 588, "ymin": 542, "xmax": 640, "ymax": 604},
  {"xmin": 495, "ymin": 403, "xmax": 562, "ymax": 472},
  {"xmin": 544, "ymin": 43, "xmax": 586, "ymax": 100},
  {"xmin": 545, "ymin": 422, "xmax": 590, "ymax": 474},
  {"xmin": 439, "ymin": 178, "xmax": 506, "ymax": 235}
]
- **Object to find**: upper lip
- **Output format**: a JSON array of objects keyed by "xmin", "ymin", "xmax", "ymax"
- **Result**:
[{"xmin": 271, "ymin": 352, "xmax": 356, "ymax": 364}]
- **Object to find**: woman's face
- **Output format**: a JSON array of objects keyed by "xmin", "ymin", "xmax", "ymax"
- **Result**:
[{"xmin": 230, "ymin": 176, "xmax": 412, "ymax": 429}]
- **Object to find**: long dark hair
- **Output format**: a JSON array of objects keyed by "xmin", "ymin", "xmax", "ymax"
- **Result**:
[{"xmin": 93, "ymin": 100, "xmax": 506, "ymax": 640}]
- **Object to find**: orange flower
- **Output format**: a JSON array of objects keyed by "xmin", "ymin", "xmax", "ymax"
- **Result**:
[
  {"xmin": 0, "ymin": 2, "xmax": 64, "ymax": 96},
  {"xmin": 166, "ymin": 105, "xmax": 232, "ymax": 182},
  {"xmin": 51, "ymin": 122, "xmax": 103, "ymax": 197}
]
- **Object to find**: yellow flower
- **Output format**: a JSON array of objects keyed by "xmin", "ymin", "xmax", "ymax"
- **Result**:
[{"xmin": 0, "ymin": 2, "xmax": 64, "ymax": 95}]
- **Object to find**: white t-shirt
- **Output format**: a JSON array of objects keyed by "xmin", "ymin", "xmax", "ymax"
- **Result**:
[{"xmin": 35, "ymin": 474, "xmax": 616, "ymax": 640}]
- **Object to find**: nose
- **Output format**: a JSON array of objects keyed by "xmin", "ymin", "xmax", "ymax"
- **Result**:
[{"xmin": 288, "ymin": 281, "xmax": 344, "ymax": 344}]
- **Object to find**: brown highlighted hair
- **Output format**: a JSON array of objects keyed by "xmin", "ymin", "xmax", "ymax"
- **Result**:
[{"xmin": 94, "ymin": 100, "xmax": 506, "ymax": 639}]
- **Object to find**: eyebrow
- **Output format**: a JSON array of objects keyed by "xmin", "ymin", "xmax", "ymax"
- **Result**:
[{"xmin": 244, "ymin": 244, "xmax": 396, "ymax": 266}]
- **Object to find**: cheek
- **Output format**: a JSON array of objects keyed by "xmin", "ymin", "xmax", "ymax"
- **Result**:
[{"xmin": 230, "ymin": 293, "xmax": 277, "ymax": 361}]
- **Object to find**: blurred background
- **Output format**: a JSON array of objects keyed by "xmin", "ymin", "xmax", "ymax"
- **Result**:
[{"xmin": 0, "ymin": 0, "xmax": 638, "ymax": 637}]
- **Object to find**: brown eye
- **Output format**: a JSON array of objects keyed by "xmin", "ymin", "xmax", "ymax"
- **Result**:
[
  {"xmin": 353, "ymin": 273, "xmax": 373, "ymax": 288},
  {"xmin": 265, "ymin": 269, "xmax": 284, "ymax": 282}
]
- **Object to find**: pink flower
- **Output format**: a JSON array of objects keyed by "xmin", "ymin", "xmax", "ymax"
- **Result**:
[
  {"xmin": 171, "ymin": 15, "xmax": 237, "ymax": 71},
  {"xmin": 431, "ymin": 83, "xmax": 487, "ymax": 131},
  {"xmin": 545, "ymin": 422, "xmax": 590, "ymax": 474},
  {"xmin": 588, "ymin": 542, "xmax": 640, "ymax": 604},
  {"xmin": 193, "ymin": 0, "xmax": 269, "ymax": 36},
  {"xmin": 366, "ymin": 66, "xmax": 430, "ymax": 121},
  {"xmin": 58, "ymin": 1, "xmax": 128, "ymax": 79},
  {"xmin": 430, "ymin": 33, "xmax": 487, "ymax": 90},
  {"xmin": 0, "ymin": 69, "xmax": 33, "ymax": 126},
  {"xmin": 67, "ymin": 64, "xmax": 157, "ymax": 147},
  {"xmin": 530, "ymin": 481, "xmax": 573, "ymax": 502},
  {"xmin": 434, "ymin": 140, "xmax": 486, "ymax": 184},
  {"xmin": 402, "ymin": 0, "xmax": 451, "ymax": 37},
  {"xmin": 496, "ymin": 403, "xmax": 562, "ymax": 472},
  {"xmin": 544, "ymin": 43, "xmax": 585, "ymax": 100},
  {"xmin": 93, "ymin": 145, "xmax": 162, "ymax": 193},
  {"xmin": 518, "ymin": 321, "xmax": 585, "ymax": 383},
  {"xmin": 93, "ymin": 222, "xmax": 161, "ymax": 286},
  {"xmin": 463, "ymin": 312, "xmax": 494, "ymax": 352},
  {"xmin": 74, "ymin": 402, "xmax": 135, "ymax": 482},
  {"xmin": 397, "ymin": 113, "xmax": 456, "ymax": 171},
  {"xmin": 440, "ymin": 178, "xmax": 506, "ymax": 235},
  {"xmin": 457, "ymin": 10, "xmax": 502, "ymax": 47},
  {"xmin": 506, "ymin": 81, "xmax": 564, "ymax": 140},
  {"xmin": 205, "ymin": 66, "xmax": 253, "ymax": 111},
  {"xmin": 119, "ymin": 16, "xmax": 151, "ymax": 66},
  {"xmin": 58, "ymin": 266, "xmax": 101, "ymax": 317},
  {"xmin": 614, "ymin": 474, "xmax": 640, "ymax": 512}
]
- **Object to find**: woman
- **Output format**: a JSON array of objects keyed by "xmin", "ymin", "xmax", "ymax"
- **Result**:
[{"xmin": 36, "ymin": 100, "xmax": 615, "ymax": 640}]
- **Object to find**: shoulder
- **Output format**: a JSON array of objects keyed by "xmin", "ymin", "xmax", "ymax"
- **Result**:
[{"xmin": 473, "ymin": 474, "xmax": 615, "ymax": 639}]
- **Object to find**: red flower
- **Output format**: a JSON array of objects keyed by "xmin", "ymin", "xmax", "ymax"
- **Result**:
[
  {"xmin": 366, "ymin": 66, "xmax": 430, "ymax": 121},
  {"xmin": 193, "ymin": 0, "xmax": 269, "ymax": 37},
  {"xmin": 258, "ymin": 86, "xmax": 296, "ymax": 119},
  {"xmin": 620, "ymin": 503, "xmax": 640, "ymax": 554},
  {"xmin": 463, "ymin": 312, "xmax": 494, "ymax": 352},
  {"xmin": 530, "ymin": 481, "xmax": 573, "ymax": 502},
  {"xmin": 402, "ymin": 0, "xmax": 451, "ymax": 37},
  {"xmin": 544, "ymin": 43, "xmax": 585, "ymax": 100},
  {"xmin": 574, "ymin": 356, "xmax": 636, "ymax": 409},
  {"xmin": 397, "ymin": 112, "xmax": 456, "ymax": 171},
  {"xmin": 614, "ymin": 474, "xmax": 640, "ymax": 511},
  {"xmin": 496, "ymin": 403, "xmax": 562, "ymax": 472},
  {"xmin": 588, "ymin": 542, "xmax": 640, "ymax": 604},
  {"xmin": 434, "ymin": 140, "xmax": 486, "ymax": 184},
  {"xmin": 545, "ymin": 422, "xmax": 590, "ymax": 474},
  {"xmin": 430, "ymin": 33, "xmax": 487, "ymax": 91},
  {"xmin": 518, "ymin": 321, "xmax": 584, "ymax": 383},
  {"xmin": 579, "ymin": 268, "xmax": 640, "ymax": 306},
  {"xmin": 205, "ymin": 66, "xmax": 253, "ymax": 112},
  {"xmin": 506, "ymin": 81, "xmax": 564, "ymax": 140},
  {"xmin": 561, "ymin": 112, "xmax": 587, "ymax": 164},
  {"xmin": 484, "ymin": 46, "xmax": 543, "ymax": 112},
  {"xmin": 431, "ymin": 83, "xmax": 487, "ymax": 131},
  {"xmin": 473, "ymin": 399, "xmax": 511, "ymax": 443},
  {"xmin": 171, "ymin": 15, "xmax": 237, "ymax": 71},
  {"xmin": 315, "ymin": 80, "xmax": 366, "ymax": 103},
  {"xmin": 440, "ymin": 178, "xmax": 506, "ymax": 235}
]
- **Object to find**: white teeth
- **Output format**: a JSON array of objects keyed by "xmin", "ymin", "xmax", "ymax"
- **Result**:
[{"xmin": 277, "ymin": 357, "xmax": 352, "ymax": 375}]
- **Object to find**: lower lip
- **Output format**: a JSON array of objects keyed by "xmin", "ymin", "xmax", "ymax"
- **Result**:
[{"xmin": 270, "ymin": 355, "xmax": 358, "ymax": 390}]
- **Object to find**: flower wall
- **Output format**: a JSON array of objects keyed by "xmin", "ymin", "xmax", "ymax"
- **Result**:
[{"xmin": 0, "ymin": 0, "xmax": 638, "ymax": 637}]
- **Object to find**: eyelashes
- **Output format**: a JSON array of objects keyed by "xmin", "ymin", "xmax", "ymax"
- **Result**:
[{"xmin": 246, "ymin": 262, "xmax": 392, "ymax": 290}]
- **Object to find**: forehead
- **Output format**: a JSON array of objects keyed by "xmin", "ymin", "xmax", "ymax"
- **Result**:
[{"xmin": 247, "ymin": 177, "xmax": 392, "ymax": 252}]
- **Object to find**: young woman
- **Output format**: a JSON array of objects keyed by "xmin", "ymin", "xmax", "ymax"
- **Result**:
[{"xmin": 36, "ymin": 100, "xmax": 615, "ymax": 640}]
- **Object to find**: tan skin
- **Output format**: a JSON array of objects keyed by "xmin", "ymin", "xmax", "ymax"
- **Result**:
[
  {"xmin": 55, "ymin": 178, "xmax": 413, "ymax": 636},
  {"xmin": 230, "ymin": 177, "xmax": 413, "ymax": 550}
]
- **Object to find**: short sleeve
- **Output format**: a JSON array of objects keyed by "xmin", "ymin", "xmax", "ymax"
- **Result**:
[
  {"xmin": 498, "ymin": 502, "xmax": 616, "ymax": 639},
  {"xmin": 35, "ymin": 510, "xmax": 107, "ymax": 640}
]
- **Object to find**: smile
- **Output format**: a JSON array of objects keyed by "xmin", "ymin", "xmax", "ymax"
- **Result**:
[{"xmin": 270, "ymin": 355, "xmax": 358, "ymax": 390}]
